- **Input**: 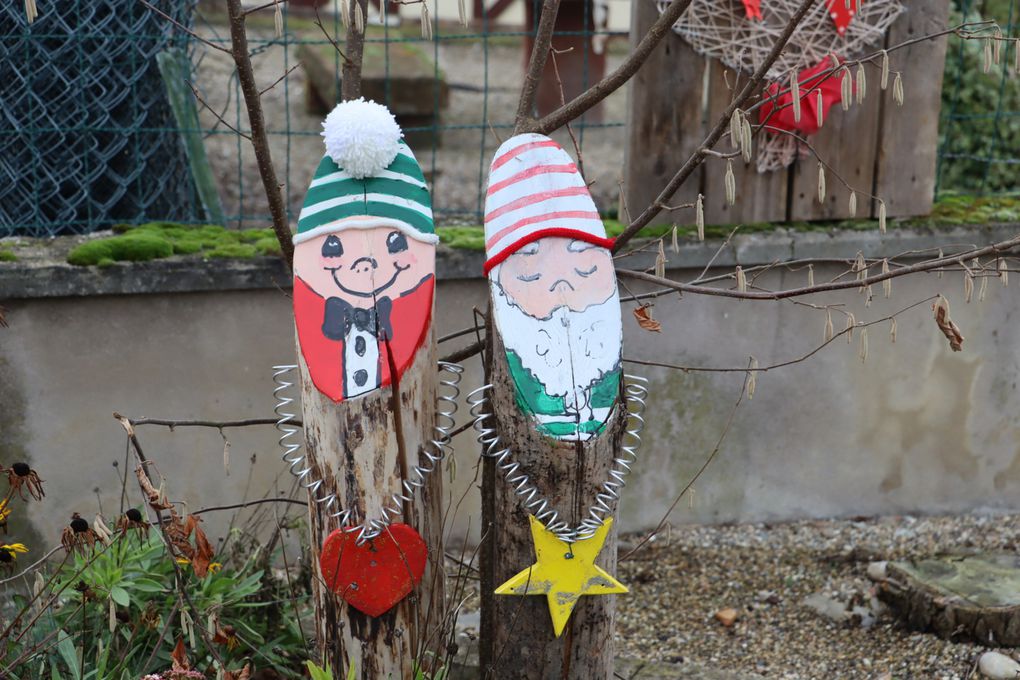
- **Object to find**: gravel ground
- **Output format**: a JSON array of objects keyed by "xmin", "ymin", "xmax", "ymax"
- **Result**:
[
  {"xmin": 192, "ymin": 20, "xmax": 628, "ymax": 228},
  {"xmin": 615, "ymin": 513, "xmax": 1020, "ymax": 679}
]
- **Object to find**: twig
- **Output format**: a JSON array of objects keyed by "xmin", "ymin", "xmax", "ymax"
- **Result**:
[
  {"xmin": 187, "ymin": 80, "xmax": 252, "ymax": 140},
  {"xmin": 140, "ymin": 0, "xmax": 231, "ymax": 54},
  {"xmin": 129, "ymin": 417, "xmax": 293, "ymax": 429},
  {"xmin": 0, "ymin": 545, "xmax": 62, "ymax": 586},
  {"xmin": 191, "ymin": 497, "xmax": 306, "ymax": 516},
  {"xmin": 620, "ymin": 365, "xmax": 750, "ymax": 561},
  {"xmin": 225, "ymin": 0, "xmax": 294, "ymax": 267},
  {"xmin": 260, "ymin": 62, "xmax": 302, "ymax": 96},
  {"xmin": 313, "ymin": 5, "xmax": 352, "ymax": 66},
  {"xmin": 514, "ymin": 0, "xmax": 563, "ymax": 132},
  {"xmin": 526, "ymin": 0, "xmax": 695, "ymax": 134},
  {"xmin": 243, "ymin": 0, "xmax": 290, "ymax": 16},
  {"xmin": 612, "ymin": 0, "xmax": 815, "ymax": 252},
  {"xmin": 616, "ymin": 232, "xmax": 1020, "ymax": 301},
  {"xmin": 342, "ymin": 0, "xmax": 370, "ymax": 100}
]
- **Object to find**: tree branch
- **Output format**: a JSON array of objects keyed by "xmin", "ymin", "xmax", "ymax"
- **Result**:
[
  {"xmin": 612, "ymin": 0, "xmax": 816, "ymax": 252},
  {"xmin": 616, "ymin": 232, "xmax": 1020, "ymax": 301},
  {"xmin": 342, "ymin": 0, "xmax": 370, "ymax": 100},
  {"xmin": 225, "ymin": 0, "xmax": 294, "ymax": 267},
  {"xmin": 514, "ymin": 0, "xmax": 562, "ymax": 133},
  {"xmin": 525, "ymin": 0, "xmax": 695, "ymax": 134}
]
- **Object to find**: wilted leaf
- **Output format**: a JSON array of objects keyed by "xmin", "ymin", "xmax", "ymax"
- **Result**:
[
  {"xmin": 632, "ymin": 305, "xmax": 662, "ymax": 332},
  {"xmin": 190, "ymin": 515, "xmax": 215, "ymax": 578},
  {"xmin": 933, "ymin": 297, "xmax": 964, "ymax": 351},
  {"xmin": 171, "ymin": 638, "xmax": 190, "ymax": 671},
  {"xmin": 224, "ymin": 663, "xmax": 251, "ymax": 680}
]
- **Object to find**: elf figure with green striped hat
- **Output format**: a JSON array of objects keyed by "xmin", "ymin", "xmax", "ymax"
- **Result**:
[{"xmin": 294, "ymin": 99, "xmax": 438, "ymax": 403}]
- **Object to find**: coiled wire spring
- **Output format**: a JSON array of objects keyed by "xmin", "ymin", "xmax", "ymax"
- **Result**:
[
  {"xmin": 273, "ymin": 362, "xmax": 463, "ymax": 542},
  {"xmin": 467, "ymin": 375, "xmax": 649, "ymax": 544}
]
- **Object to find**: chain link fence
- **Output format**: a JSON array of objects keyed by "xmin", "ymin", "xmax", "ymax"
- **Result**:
[{"xmin": 1, "ymin": 0, "xmax": 1016, "ymax": 238}]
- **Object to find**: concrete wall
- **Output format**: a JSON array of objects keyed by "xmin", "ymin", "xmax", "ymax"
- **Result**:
[{"xmin": 3, "ymin": 226, "xmax": 1020, "ymax": 547}]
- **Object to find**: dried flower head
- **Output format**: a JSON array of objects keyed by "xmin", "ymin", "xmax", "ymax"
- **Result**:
[
  {"xmin": 856, "ymin": 63, "xmax": 866, "ymax": 105},
  {"xmin": 892, "ymin": 73, "xmax": 904, "ymax": 106},
  {"xmin": 61, "ymin": 512, "xmax": 98, "ymax": 555},
  {"xmin": 817, "ymin": 163, "xmax": 826, "ymax": 204},
  {"xmin": 790, "ymin": 72, "xmax": 801, "ymax": 123},
  {"xmin": 3, "ymin": 462, "xmax": 45, "ymax": 501},
  {"xmin": 848, "ymin": 190, "xmax": 857, "ymax": 218},
  {"xmin": 696, "ymin": 194, "xmax": 705, "ymax": 241},
  {"xmin": 725, "ymin": 159, "xmax": 736, "ymax": 206},
  {"xmin": 841, "ymin": 67, "xmax": 852, "ymax": 111},
  {"xmin": 881, "ymin": 50, "xmax": 890, "ymax": 90},
  {"xmin": 816, "ymin": 89, "xmax": 824, "ymax": 129},
  {"xmin": 932, "ymin": 295, "xmax": 964, "ymax": 351}
]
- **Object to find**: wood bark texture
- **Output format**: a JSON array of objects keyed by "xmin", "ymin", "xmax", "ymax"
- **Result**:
[
  {"xmin": 297, "ymin": 325, "xmax": 445, "ymax": 679},
  {"xmin": 479, "ymin": 326, "xmax": 627, "ymax": 679},
  {"xmin": 877, "ymin": 554, "xmax": 1020, "ymax": 647}
]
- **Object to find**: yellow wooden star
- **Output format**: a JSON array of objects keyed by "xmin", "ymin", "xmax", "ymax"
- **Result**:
[{"xmin": 494, "ymin": 515, "xmax": 628, "ymax": 637}]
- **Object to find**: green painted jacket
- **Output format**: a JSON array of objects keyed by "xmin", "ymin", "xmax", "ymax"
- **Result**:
[{"xmin": 505, "ymin": 349, "xmax": 621, "ymax": 438}]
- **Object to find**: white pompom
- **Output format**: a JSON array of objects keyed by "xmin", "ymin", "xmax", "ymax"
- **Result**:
[{"xmin": 321, "ymin": 98, "xmax": 402, "ymax": 179}]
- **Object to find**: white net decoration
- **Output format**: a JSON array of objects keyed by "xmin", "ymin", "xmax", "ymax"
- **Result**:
[
  {"xmin": 657, "ymin": 0, "xmax": 903, "ymax": 171},
  {"xmin": 659, "ymin": 0, "xmax": 904, "ymax": 80}
]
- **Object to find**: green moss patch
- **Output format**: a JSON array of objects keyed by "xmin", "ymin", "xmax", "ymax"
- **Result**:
[
  {"xmin": 0, "ymin": 249, "xmax": 17, "ymax": 262},
  {"xmin": 67, "ymin": 222, "xmax": 281, "ymax": 266}
]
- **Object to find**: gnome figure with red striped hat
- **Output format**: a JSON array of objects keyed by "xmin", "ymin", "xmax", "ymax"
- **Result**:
[{"xmin": 484, "ymin": 133, "xmax": 623, "ymax": 441}]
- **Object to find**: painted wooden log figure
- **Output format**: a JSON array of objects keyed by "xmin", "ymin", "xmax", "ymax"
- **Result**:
[
  {"xmin": 292, "ymin": 98, "xmax": 439, "ymax": 623},
  {"xmin": 294, "ymin": 98, "xmax": 437, "ymax": 403},
  {"xmin": 484, "ymin": 133, "xmax": 623, "ymax": 442},
  {"xmin": 482, "ymin": 133, "xmax": 631, "ymax": 640}
]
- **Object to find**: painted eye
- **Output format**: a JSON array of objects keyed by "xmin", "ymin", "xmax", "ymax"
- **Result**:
[
  {"xmin": 575, "ymin": 265, "xmax": 598, "ymax": 277},
  {"xmin": 516, "ymin": 272, "xmax": 541, "ymax": 282},
  {"xmin": 386, "ymin": 231, "xmax": 408, "ymax": 254},
  {"xmin": 321, "ymin": 235, "xmax": 343, "ymax": 258}
]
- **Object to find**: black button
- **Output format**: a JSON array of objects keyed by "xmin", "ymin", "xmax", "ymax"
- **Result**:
[
  {"xmin": 355, "ymin": 336, "xmax": 366, "ymax": 356},
  {"xmin": 353, "ymin": 369, "xmax": 368, "ymax": 386}
]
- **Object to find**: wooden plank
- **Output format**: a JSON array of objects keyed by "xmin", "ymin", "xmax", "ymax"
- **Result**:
[
  {"xmin": 702, "ymin": 59, "xmax": 790, "ymax": 225},
  {"xmin": 789, "ymin": 61, "xmax": 883, "ymax": 221},
  {"xmin": 872, "ymin": 0, "xmax": 952, "ymax": 218},
  {"xmin": 622, "ymin": 0, "xmax": 705, "ymax": 229}
]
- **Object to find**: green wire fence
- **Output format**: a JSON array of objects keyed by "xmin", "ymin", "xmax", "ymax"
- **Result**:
[{"xmin": 1, "ymin": 0, "xmax": 1016, "ymax": 238}]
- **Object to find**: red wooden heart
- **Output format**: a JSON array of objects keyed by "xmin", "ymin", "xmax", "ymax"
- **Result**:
[
  {"xmin": 826, "ymin": 0, "xmax": 859, "ymax": 36},
  {"xmin": 319, "ymin": 523, "xmax": 428, "ymax": 617}
]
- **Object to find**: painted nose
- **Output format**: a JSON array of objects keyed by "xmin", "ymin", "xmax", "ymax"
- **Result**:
[{"xmin": 350, "ymin": 257, "xmax": 378, "ymax": 274}]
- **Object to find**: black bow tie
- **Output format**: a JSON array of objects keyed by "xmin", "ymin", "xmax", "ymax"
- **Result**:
[{"xmin": 322, "ymin": 297, "xmax": 393, "ymax": 341}]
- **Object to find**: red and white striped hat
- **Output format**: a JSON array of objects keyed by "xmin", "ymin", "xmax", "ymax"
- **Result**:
[{"xmin": 483, "ymin": 133, "xmax": 614, "ymax": 275}]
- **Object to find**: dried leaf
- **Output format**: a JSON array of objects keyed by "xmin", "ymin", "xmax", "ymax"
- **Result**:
[
  {"xmin": 171, "ymin": 638, "xmax": 190, "ymax": 671},
  {"xmin": 190, "ymin": 515, "xmax": 215, "ymax": 579},
  {"xmin": 274, "ymin": 0, "xmax": 283, "ymax": 38},
  {"xmin": 24, "ymin": 0, "xmax": 37, "ymax": 23},
  {"xmin": 633, "ymin": 305, "xmax": 662, "ymax": 333},
  {"xmin": 932, "ymin": 296, "xmax": 964, "ymax": 351},
  {"xmin": 224, "ymin": 664, "xmax": 252, "ymax": 680},
  {"xmin": 892, "ymin": 72, "xmax": 904, "ymax": 106}
]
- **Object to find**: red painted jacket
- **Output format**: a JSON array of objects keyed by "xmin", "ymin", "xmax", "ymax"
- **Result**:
[{"xmin": 294, "ymin": 275, "xmax": 434, "ymax": 403}]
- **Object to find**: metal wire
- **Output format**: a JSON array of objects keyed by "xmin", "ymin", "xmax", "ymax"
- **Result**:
[
  {"xmin": 272, "ymin": 361, "xmax": 463, "ymax": 543},
  {"xmin": 467, "ymin": 375, "xmax": 648, "ymax": 544}
]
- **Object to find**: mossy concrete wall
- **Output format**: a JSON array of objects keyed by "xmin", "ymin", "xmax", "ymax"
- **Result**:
[{"xmin": 3, "ymin": 227, "xmax": 1020, "ymax": 546}]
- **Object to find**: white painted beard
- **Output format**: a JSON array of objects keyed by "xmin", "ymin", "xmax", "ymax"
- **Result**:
[{"xmin": 492, "ymin": 283, "xmax": 622, "ymax": 413}]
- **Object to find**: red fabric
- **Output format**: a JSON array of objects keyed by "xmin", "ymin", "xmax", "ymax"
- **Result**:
[
  {"xmin": 293, "ymin": 275, "xmax": 434, "ymax": 403},
  {"xmin": 759, "ymin": 57, "xmax": 844, "ymax": 138},
  {"xmin": 742, "ymin": 0, "xmax": 762, "ymax": 20},
  {"xmin": 826, "ymin": 0, "xmax": 858, "ymax": 35},
  {"xmin": 482, "ymin": 227, "xmax": 616, "ymax": 276}
]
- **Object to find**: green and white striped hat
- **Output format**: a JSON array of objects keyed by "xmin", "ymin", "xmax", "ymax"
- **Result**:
[{"xmin": 295, "ymin": 98, "xmax": 438, "ymax": 245}]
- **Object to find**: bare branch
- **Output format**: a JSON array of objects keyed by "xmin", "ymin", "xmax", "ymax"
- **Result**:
[
  {"xmin": 342, "ymin": 0, "xmax": 370, "ymax": 100},
  {"xmin": 140, "ymin": 0, "xmax": 231, "ymax": 54},
  {"xmin": 616, "ymin": 232, "xmax": 1020, "ymax": 301},
  {"xmin": 611, "ymin": 0, "xmax": 816, "ymax": 252},
  {"xmin": 514, "ymin": 0, "xmax": 562, "ymax": 132},
  {"xmin": 225, "ymin": 0, "xmax": 294, "ymax": 266},
  {"xmin": 129, "ymin": 417, "xmax": 292, "ymax": 429},
  {"xmin": 260, "ymin": 62, "xmax": 302, "ymax": 97},
  {"xmin": 313, "ymin": 5, "xmax": 352, "ymax": 66},
  {"xmin": 527, "ymin": 0, "xmax": 696, "ymax": 134},
  {"xmin": 186, "ymin": 80, "xmax": 251, "ymax": 140}
]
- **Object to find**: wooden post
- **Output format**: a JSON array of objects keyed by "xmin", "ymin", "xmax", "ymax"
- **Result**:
[
  {"xmin": 291, "ymin": 101, "xmax": 446, "ymax": 678},
  {"xmin": 478, "ymin": 134, "xmax": 629, "ymax": 679}
]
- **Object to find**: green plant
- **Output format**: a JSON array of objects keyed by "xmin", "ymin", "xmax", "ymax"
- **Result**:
[
  {"xmin": 66, "ymin": 223, "xmax": 283, "ymax": 266},
  {"xmin": 938, "ymin": 2, "xmax": 1020, "ymax": 194}
]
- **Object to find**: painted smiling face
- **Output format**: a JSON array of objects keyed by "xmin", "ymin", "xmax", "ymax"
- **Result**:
[
  {"xmin": 293, "ymin": 99, "xmax": 438, "ymax": 403},
  {"xmin": 295, "ymin": 225, "xmax": 435, "ymax": 310}
]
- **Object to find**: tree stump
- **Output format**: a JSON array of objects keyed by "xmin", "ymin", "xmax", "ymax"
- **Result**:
[{"xmin": 876, "ymin": 554, "xmax": 1020, "ymax": 647}]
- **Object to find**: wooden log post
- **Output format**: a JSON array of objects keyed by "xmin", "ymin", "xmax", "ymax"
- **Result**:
[
  {"xmin": 477, "ymin": 134, "xmax": 630, "ymax": 679},
  {"xmin": 291, "ymin": 100, "xmax": 446, "ymax": 678}
]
